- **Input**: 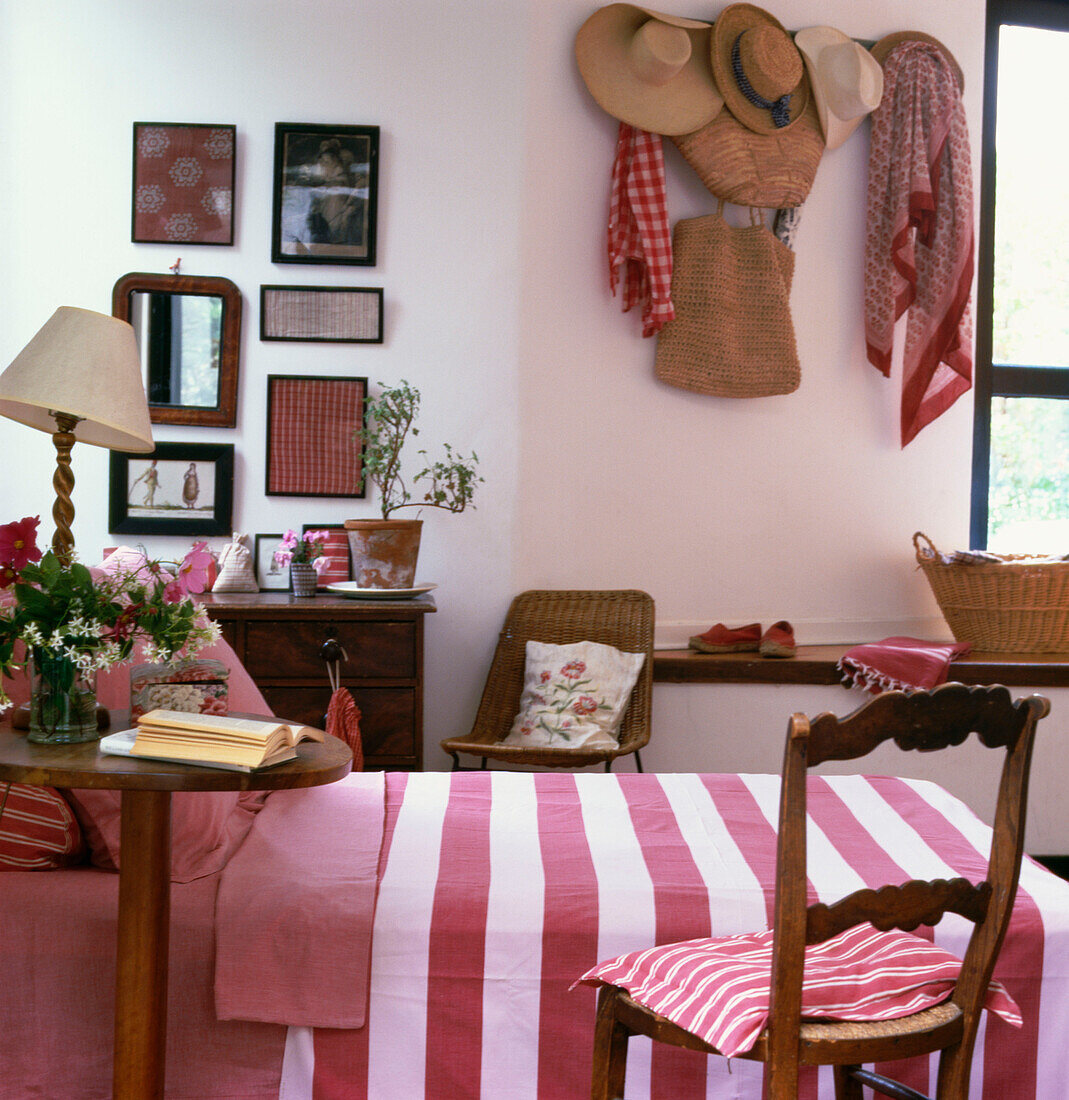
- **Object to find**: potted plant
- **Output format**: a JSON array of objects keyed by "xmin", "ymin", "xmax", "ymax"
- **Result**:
[
  {"xmin": 273, "ymin": 529, "xmax": 329, "ymax": 597},
  {"xmin": 346, "ymin": 380, "xmax": 481, "ymax": 588}
]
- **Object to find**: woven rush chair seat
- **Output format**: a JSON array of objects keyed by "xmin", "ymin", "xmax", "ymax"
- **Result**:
[
  {"xmin": 587, "ymin": 683, "xmax": 1050, "ymax": 1100},
  {"xmin": 440, "ymin": 589, "xmax": 653, "ymax": 771}
]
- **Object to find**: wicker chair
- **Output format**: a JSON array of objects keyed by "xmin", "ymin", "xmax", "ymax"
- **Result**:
[{"xmin": 440, "ymin": 589, "xmax": 654, "ymax": 771}]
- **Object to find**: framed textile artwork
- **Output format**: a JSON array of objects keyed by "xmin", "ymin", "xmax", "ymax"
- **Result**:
[
  {"xmin": 260, "ymin": 285, "xmax": 384, "ymax": 343},
  {"xmin": 303, "ymin": 524, "xmax": 351, "ymax": 588},
  {"xmin": 131, "ymin": 122, "xmax": 236, "ymax": 245},
  {"xmin": 271, "ymin": 123, "xmax": 379, "ymax": 265},
  {"xmin": 265, "ymin": 375, "xmax": 368, "ymax": 498},
  {"xmin": 254, "ymin": 534, "xmax": 289, "ymax": 591},
  {"xmin": 109, "ymin": 442, "xmax": 234, "ymax": 537}
]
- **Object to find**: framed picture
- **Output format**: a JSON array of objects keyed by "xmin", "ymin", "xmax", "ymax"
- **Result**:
[
  {"xmin": 303, "ymin": 524, "xmax": 351, "ymax": 588},
  {"xmin": 109, "ymin": 442, "xmax": 234, "ymax": 536},
  {"xmin": 254, "ymin": 534, "xmax": 290, "ymax": 591},
  {"xmin": 260, "ymin": 285, "xmax": 383, "ymax": 343},
  {"xmin": 265, "ymin": 375, "xmax": 368, "ymax": 497},
  {"xmin": 131, "ymin": 122, "xmax": 236, "ymax": 245},
  {"xmin": 271, "ymin": 123, "xmax": 379, "ymax": 265}
]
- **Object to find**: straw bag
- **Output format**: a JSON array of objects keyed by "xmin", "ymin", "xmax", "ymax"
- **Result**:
[
  {"xmin": 654, "ymin": 210, "xmax": 800, "ymax": 397},
  {"xmin": 914, "ymin": 531, "xmax": 1069, "ymax": 653}
]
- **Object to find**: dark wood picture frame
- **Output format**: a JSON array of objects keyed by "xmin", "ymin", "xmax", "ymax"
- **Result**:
[
  {"xmin": 131, "ymin": 122, "xmax": 236, "ymax": 245},
  {"xmin": 112, "ymin": 272, "xmax": 242, "ymax": 428},
  {"xmin": 265, "ymin": 375, "xmax": 368, "ymax": 498},
  {"xmin": 109, "ymin": 441, "xmax": 234, "ymax": 536},
  {"xmin": 254, "ymin": 533, "xmax": 290, "ymax": 591},
  {"xmin": 271, "ymin": 123, "xmax": 379, "ymax": 265},
  {"xmin": 260, "ymin": 285, "xmax": 383, "ymax": 343}
]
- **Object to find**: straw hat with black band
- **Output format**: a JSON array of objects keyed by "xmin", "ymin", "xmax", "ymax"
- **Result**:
[
  {"xmin": 575, "ymin": 4, "xmax": 724, "ymax": 136},
  {"xmin": 710, "ymin": 3, "xmax": 810, "ymax": 135}
]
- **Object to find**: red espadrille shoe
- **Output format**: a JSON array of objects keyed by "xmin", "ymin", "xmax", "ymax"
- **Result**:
[
  {"xmin": 688, "ymin": 623, "xmax": 762, "ymax": 653},
  {"xmin": 759, "ymin": 620, "xmax": 796, "ymax": 658}
]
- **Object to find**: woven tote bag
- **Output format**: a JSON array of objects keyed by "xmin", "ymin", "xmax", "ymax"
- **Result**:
[{"xmin": 654, "ymin": 212, "xmax": 800, "ymax": 397}]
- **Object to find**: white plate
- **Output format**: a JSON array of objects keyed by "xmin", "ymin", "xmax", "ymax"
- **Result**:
[{"xmin": 326, "ymin": 582, "xmax": 437, "ymax": 600}]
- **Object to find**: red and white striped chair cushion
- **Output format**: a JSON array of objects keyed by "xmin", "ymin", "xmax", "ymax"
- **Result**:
[
  {"xmin": 0, "ymin": 783, "xmax": 84, "ymax": 870},
  {"xmin": 576, "ymin": 923, "xmax": 1022, "ymax": 1058}
]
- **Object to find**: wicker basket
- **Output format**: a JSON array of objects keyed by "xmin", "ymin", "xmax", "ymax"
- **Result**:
[{"xmin": 913, "ymin": 531, "xmax": 1069, "ymax": 653}]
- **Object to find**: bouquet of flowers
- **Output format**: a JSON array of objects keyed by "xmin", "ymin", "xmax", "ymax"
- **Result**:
[
  {"xmin": 0, "ymin": 515, "xmax": 220, "ymax": 715},
  {"xmin": 273, "ymin": 528, "xmax": 330, "ymax": 572}
]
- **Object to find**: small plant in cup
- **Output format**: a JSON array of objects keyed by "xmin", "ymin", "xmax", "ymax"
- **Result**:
[{"xmin": 273, "ymin": 529, "xmax": 329, "ymax": 572}]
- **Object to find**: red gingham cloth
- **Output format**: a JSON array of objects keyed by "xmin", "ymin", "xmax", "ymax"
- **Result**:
[
  {"xmin": 608, "ymin": 122, "xmax": 675, "ymax": 337},
  {"xmin": 864, "ymin": 42, "xmax": 974, "ymax": 446},
  {"xmin": 267, "ymin": 378, "xmax": 364, "ymax": 495}
]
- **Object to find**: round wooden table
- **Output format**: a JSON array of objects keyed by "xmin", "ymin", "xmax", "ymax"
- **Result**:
[{"xmin": 0, "ymin": 714, "xmax": 352, "ymax": 1100}]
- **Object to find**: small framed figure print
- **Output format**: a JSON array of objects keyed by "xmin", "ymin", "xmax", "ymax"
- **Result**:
[
  {"xmin": 254, "ymin": 534, "xmax": 290, "ymax": 591},
  {"xmin": 131, "ymin": 122, "xmax": 236, "ymax": 245},
  {"xmin": 109, "ymin": 442, "xmax": 234, "ymax": 537},
  {"xmin": 265, "ymin": 375, "xmax": 368, "ymax": 497},
  {"xmin": 260, "ymin": 285, "xmax": 384, "ymax": 343},
  {"xmin": 271, "ymin": 123, "xmax": 379, "ymax": 265}
]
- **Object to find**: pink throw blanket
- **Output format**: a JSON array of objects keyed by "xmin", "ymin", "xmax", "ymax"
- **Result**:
[
  {"xmin": 864, "ymin": 41, "xmax": 974, "ymax": 446},
  {"xmin": 838, "ymin": 636, "xmax": 971, "ymax": 694},
  {"xmin": 214, "ymin": 772, "xmax": 386, "ymax": 1028}
]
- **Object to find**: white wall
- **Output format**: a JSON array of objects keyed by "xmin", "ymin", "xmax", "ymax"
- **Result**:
[{"xmin": 3, "ymin": 1, "xmax": 1066, "ymax": 849}]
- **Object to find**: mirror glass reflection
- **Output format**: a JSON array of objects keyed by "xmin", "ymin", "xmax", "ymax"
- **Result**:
[{"xmin": 129, "ymin": 291, "xmax": 223, "ymax": 410}]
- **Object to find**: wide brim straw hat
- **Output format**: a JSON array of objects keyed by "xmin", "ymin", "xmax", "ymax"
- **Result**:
[
  {"xmin": 710, "ymin": 3, "xmax": 810, "ymax": 134},
  {"xmin": 870, "ymin": 31, "xmax": 964, "ymax": 92},
  {"xmin": 795, "ymin": 26, "xmax": 884, "ymax": 150},
  {"xmin": 575, "ymin": 4, "xmax": 724, "ymax": 135}
]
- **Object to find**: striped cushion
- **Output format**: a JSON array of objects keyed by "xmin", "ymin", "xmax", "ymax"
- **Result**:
[
  {"xmin": 576, "ymin": 923, "xmax": 1022, "ymax": 1058},
  {"xmin": 0, "ymin": 783, "xmax": 84, "ymax": 870}
]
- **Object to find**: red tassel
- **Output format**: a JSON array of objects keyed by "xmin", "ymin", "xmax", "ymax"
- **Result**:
[{"xmin": 326, "ymin": 688, "xmax": 363, "ymax": 772}]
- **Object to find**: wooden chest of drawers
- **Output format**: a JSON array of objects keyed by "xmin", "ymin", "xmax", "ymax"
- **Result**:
[{"xmin": 198, "ymin": 591, "xmax": 435, "ymax": 771}]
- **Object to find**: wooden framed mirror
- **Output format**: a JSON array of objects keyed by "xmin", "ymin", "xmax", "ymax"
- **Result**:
[{"xmin": 112, "ymin": 272, "xmax": 242, "ymax": 427}]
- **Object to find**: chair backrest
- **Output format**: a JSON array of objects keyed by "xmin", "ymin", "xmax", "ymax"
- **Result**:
[
  {"xmin": 765, "ymin": 682, "xmax": 1049, "ymax": 1084},
  {"xmin": 470, "ymin": 589, "xmax": 654, "ymax": 752}
]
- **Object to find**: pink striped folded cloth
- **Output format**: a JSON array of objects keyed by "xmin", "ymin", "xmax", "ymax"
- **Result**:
[
  {"xmin": 838, "ymin": 637, "xmax": 971, "ymax": 694},
  {"xmin": 574, "ymin": 923, "xmax": 1020, "ymax": 1058}
]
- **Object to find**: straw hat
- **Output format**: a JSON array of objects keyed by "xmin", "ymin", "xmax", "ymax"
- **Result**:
[
  {"xmin": 795, "ymin": 26, "xmax": 884, "ymax": 150},
  {"xmin": 870, "ymin": 31, "xmax": 964, "ymax": 92},
  {"xmin": 575, "ymin": 4, "xmax": 724, "ymax": 135},
  {"xmin": 710, "ymin": 3, "xmax": 810, "ymax": 134}
]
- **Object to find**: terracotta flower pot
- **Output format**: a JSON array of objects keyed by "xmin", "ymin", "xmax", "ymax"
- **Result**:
[{"xmin": 344, "ymin": 519, "xmax": 422, "ymax": 589}]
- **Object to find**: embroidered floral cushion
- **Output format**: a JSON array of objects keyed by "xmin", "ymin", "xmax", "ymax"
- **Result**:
[
  {"xmin": 499, "ymin": 639, "xmax": 645, "ymax": 750},
  {"xmin": 574, "ymin": 923, "xmax": 1022, "ymax": 1058},
  {"xmin": 0, "ymin": 782, "xmax": 85, "ymax": 870}
]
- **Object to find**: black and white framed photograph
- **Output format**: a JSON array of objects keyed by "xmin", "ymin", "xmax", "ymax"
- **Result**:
[
  {"xmin": 271, "ymin": 123, "xmax": 379, "ymax": 265},
  {"xmin": 260, "ymin": 285, "xmax": 383, "ymax": 343},
  {"xmin": 254, "ymin": 533, "xmax": 290, "ymax": 591},
  {"xmin": 109, "ymin": 441, "xmax": 234, "ymax": 536}
]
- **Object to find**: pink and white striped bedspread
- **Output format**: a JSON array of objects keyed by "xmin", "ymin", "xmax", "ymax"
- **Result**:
[{"xmin": 277, "ymin": 771, "xmax": 1069, "ymax": 1100}]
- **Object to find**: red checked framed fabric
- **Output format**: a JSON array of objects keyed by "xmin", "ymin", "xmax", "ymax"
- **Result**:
[
  {"xmin": 132, "ymin": 122, "xmax": 236, "ymax": 245},
  {"xmin": 265, "ymin": 375, "xmax": 367, "ymax": 497}
]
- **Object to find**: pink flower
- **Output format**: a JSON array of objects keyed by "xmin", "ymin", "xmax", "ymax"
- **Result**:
[
  {"xmin": 311, "ymin": 556, "xmax": 329, "ymax": 574},
  {"xmin": 162, "ymin": 580, "xmax": 185, "ymax": 604},
  {"xmin": 539, "ymin": 670, "xmax": 551, "ymax": 684},
  {"xmin": 561, "ymin": 660, "xmax": 586, "ymax": 679},
  {"xmin": 0, "ymin": 516, "xmax": 41, "ymax": 571},
  {"xmin": 175, "ymin": 541, "xmax": 213, "ymax": 595},
  {"xmin": 0, "ymin": 566, "xmax": 16, "ymax": 589},
  {"xmin": 273, "ymin": 548, "xmax": 294, "ymax": 568},
  {"xmin": 572, "ymin": 695, "xmax": 598, "ymax": 716}
]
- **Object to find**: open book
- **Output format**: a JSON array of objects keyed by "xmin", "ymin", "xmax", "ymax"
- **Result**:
[{"xmin": 100, "ymin": 709, "xmax": 323, "ymax": 772}]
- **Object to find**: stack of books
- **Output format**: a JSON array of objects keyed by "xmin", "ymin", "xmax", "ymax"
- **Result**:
[{"xmin": 100, "ymin": 709, "xmax": 323, "ymax": 772}]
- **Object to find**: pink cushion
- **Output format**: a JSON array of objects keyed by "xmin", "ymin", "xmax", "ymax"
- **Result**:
[
  {"xmin": 66, "ymin": 788, "xmax": 267, "ymax": 883},
  {"xmin": 576, "ymin": 923, "xmax": 1022, "ymax": 1058},
  {"xmin": 0, "ymin": 782, "xmax": 85, "ymax": 870}
]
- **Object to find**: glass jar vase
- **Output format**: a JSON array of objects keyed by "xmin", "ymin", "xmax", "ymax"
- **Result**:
[{"xmin": 27, "ymin": 650, "xmax": 100, "ymax": 744}]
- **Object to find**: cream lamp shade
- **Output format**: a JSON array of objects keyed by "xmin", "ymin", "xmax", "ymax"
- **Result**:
[
  {"xmin": 0, "ymin": 306, "xmax": 154, "ymax": 452},
  {"xmin": 0, "ymin": 306, "xmax": 155, "ymax": 561}
]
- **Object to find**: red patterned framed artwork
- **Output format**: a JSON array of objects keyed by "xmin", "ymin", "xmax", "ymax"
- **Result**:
[
  {"xmin": 303, "ymin": 524, "xmax": 351, "ymax": 587},
  {"xmin": 265, "ymin": 375, "xmax": 368, "ymax": 497},
  {"xmin": 132, "ymin": 122, "xmax": 236, "ymax": 245}
]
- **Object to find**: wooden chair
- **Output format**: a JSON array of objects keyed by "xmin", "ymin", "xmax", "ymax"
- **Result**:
[
  {"xmin": 590, "ymin": 682, "xmax": 1050, "ymax": 1100},
  {"xmin": 440, "ymin": 589, "xmax": 653, "ymax": 771}
]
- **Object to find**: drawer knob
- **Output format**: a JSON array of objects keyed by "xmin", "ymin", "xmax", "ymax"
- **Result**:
[{"xmin": 321, "ymin": 638, "xmax": 347, "ymax": 664}]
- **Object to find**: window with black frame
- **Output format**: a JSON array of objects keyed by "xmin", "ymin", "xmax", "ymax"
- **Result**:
[{"xmin": 972, "ymin": 0, "xmax": 1069, "ymax": 551}]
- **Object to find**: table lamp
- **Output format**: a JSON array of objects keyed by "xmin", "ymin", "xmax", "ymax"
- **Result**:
[{"xmin": 0, "ymin": 306, "xmax": 154, "ymax": 563}]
